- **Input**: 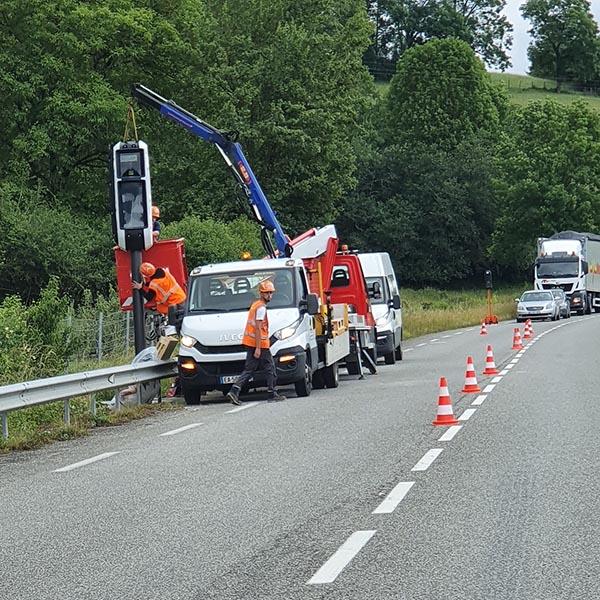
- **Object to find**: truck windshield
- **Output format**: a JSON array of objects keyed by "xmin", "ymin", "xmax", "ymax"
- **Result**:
[
  {"xmin": 365, "ymin": 277, "xmax": 388, "ymax": 305},
  {"xmin": 188, "ymin": 268, "xmax": 296, "ymax": 313},
  {"xmin": 536, "ymin": 261, "xmax": 579, "ymax": 278}
]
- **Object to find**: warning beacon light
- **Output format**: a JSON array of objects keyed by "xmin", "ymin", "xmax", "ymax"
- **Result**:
[{"xmin": 109, "ymin": 140, "xmax": 153, "ymax": 252}]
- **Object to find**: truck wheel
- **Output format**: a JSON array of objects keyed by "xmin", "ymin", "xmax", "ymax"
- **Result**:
[
  {"xmin": 183, "ymin": 388, "xmax": 204, "ymax": 406},
  {"xmin": 384, "ymin": 350, "xmax": 396, "ymax": 365},
  {"xmin": 346, "ymin": 361, "xmax": 361, "ymax": 375},
  {"xmin": 294, "ymin": 358, "xmax": 312, "ymax": 397},
  {"xmin": 395, "ymin": 342, "xmax": 403, "ymax": 361},
  {"xmin": 323, "ymin": 363, "xmax": 339, "ymax": 388},
  {"xmin": 312, "ymin": 369, "xmax": 325, "ymax": 390}
]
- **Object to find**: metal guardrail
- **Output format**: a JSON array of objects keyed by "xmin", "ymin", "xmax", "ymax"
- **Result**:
[{"xmin": 0, "ymin": 359, "xmax": 177, "ymax": 439}]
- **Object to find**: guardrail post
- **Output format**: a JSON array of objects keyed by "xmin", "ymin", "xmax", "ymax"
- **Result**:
[
  {"xmin": 89, "ymin": 394, "xmax": 96, "ymax": 417},
  {"xmin": 63, "ymin": 399, "xmax": 70, "ymax": 426},
  {"xmin": 1, "ymin": 412, "xmax": 8, "ymax": 439}
]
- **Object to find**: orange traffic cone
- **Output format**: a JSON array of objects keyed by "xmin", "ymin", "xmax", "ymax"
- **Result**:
[
  {"xmin": 461, "ymin": 356, "xmax": 481, "ymax": 393},
  {"xmin": 527, "ymin": 319, "xmax": 535, "ymax": 337},
  {"xmin": 512, "ymin": 327, "xmax": 523, "ymax": 350},
  {"xmin": 480, "ymin": 322, "xmax": 488, "ymax": 335},
  {"xmin": 482, "ymin": 345, "xmax": 499, "ymax": 375},
  {"xmin": 523, "ymin": 320, "xmax": 532, "ymax": 339},
  {"xmin": 433, "ymin": 377, "xmax": 460, "ymax": 426}
]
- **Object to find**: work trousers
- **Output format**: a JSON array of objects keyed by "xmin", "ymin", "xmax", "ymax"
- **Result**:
[{"xmin": 235, "ymin": 348, "xmax": 276, "ymax": 392}]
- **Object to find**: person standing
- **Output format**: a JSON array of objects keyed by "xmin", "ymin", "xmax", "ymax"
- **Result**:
[
  {"xmin": 226, "ymin": 280, "xmax": 286, "ymax": 405},
  {"xmin": 151, "ymin": 205, "xmax": 161, "ymax": 243}
]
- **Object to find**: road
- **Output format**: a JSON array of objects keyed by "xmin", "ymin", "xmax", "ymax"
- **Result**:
[{"xmin": 1, "ymin": 315, "xmax": 599, "ymax": 599}]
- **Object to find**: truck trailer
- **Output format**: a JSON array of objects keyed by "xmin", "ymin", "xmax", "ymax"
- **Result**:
[{"xmin": 534, "ymin": 231, "xmax": 600, "ymax": 314}]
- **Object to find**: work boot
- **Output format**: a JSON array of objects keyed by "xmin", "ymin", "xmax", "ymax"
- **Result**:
[
  {"xmin": 268, "ymin": 391, "xmax": 286, "ymax": 402},
  {"xmin": 226, "ymin": 385, "xmax": 242, "ymax": 406}
]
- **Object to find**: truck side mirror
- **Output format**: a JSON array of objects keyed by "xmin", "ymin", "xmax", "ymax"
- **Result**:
[
  {"xmin": 303, "ymin": 293, "xmax": 320, "ymax": 316},
  {"xmin": 582, "ymin": 261, "xmax": 589, "ymax": 274},
  {"xmin": 370, "ymin": 281, "xmax": 382, "ymax": 300},
  {"xmin": 168, "ymin": 303, "xmax": 185, "ymax": 332},
  {"xmin": 390, "ymin": 294, "xmax": 401, "ymax": 310}
]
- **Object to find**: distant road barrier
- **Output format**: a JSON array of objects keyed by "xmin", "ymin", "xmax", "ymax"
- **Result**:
[{"xmin": 0, "ymin": 359, "xmax": 177, "ymax": 439}]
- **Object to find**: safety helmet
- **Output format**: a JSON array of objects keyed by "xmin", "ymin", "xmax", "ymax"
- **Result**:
[
  {"xmin": 140, "ymin": 262, "xmax": 156, "ymax": 278},
  {"xmin": 258, "ymin": 280, "xmax": 275, "ymax": 293},
  {"xmin": 151, "ymin": 205, "xmax": 160, "ymax": 218}
]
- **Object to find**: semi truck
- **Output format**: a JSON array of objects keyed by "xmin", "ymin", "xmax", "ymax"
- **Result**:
[
  {"xmin": 129, "ymin": 85, "xmax": 378, "ymax": 403},
  {"xmin": 534, "ymin": 231, "xmax": 600, "ymax": 314}
]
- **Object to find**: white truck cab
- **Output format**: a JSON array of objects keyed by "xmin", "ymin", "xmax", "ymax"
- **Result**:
[
  {"xmin": 358, "ymin": 252, "xmax": 403, "ymax": 364},
  {"xmin": 176, "ymin": 257, "xmax": 347, "ymax": 404}
]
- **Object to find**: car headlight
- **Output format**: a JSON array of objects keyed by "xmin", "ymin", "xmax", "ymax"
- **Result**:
[
  {"xmin": 517, "ymin": 303, "xmax": 525, "ymax": 311},
  {"xmin": 180, "ymin": 335, "xmax": 197, "ymax": 348},
  {"xmin": 273, "ymin": 319, "xmax": 301, "ymax": 341},
  {"xmin": 545, "ymin": 303, "xmax": 553, "ymax": 310}
]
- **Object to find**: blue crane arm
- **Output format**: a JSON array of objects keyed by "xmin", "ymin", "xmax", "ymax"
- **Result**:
[{"xmin": 131, "ymin": 84, "xmax": 289, "ymax": 257}]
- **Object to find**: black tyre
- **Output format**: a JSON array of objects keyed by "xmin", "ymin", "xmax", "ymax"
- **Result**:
[
  {"xmin": 384, "ymin": 350, "xmax": 396, "ymax": 365},
  {"xmin": 395, "ymin": 342, "xmax": 403, "ymax": 361},
  {"xmin": 294, "ymin": 357, "xmax": 312, "ymax": 397},
  {"xmin": 323, "ymin": 362, "xmax": 339, "ymax": 388},
  {"xmin": 183, "ymin": 387, "xmax": 203, "ymax": 405},
  {"xmin": 312, "ymin": 369, "xmax": 325, "ymax": 390}
]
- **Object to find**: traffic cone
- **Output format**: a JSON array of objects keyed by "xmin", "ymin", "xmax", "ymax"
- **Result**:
[
  {"xmin": 482, "ymin": 345, "xmax": 499, "ymax": 375},
  {"xmin": 461, "ymin": 356, "xmax": 481, "ymax": 393},
  {"xmin": 527, "ymin": 319, "xmax": 535, "ymax": 337},
  {"xmin": 512, "ymin": 327, "xmax": 523, "ymax": 350},
  {"xmin": 523, "ymin": 320, "xmax": 532, "ymax": 339},
  {"xmin": 480, "ymin": 322, "xmax": 488, "ymax": 335},
  {"xmin": 432, "ymin": 377, "xmax": 460, "ymax": 426}
]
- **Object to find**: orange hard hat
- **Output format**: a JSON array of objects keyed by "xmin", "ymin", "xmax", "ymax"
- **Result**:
[
  {"xmin": 152, "ymin": 205, "xmax": 160, "ymax": 218},
  {"xmin": 140, "ymin": 262, "xmax": 156, "ymax": 278},
  {"xmin": 258, "ymin": 280, "xmax": 275, "ymax": 293}
]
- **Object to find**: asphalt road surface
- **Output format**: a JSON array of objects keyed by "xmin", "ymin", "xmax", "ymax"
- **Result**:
[{"xmin": 1, "ymin": 315, "xmax": 599, "ymax": 600}]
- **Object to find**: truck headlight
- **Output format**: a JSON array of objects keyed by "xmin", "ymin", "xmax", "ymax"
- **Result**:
[
  {"xmin": 273, "ymin": 319, "xmax": 301, "ymax": 341},
  {"xmin": 180, "ymin": 335, "xmax": 197, "ymax": 348}
]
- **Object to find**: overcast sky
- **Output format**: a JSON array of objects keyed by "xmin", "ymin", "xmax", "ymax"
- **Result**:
[{"xmin": 503, "ymin": 0, "xmax": 600, "ymax": 74}]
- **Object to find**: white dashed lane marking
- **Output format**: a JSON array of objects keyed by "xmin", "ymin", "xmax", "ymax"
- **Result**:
[
  {"xmin": 54, "ymin": 452, "xmax": 121, "ymax": 473},
  {"xmin": 438, "ymin": 425, "xmax": 462, "ymax": 441},
  {"xmin": 372, "ymin": 482, "xmax": 415, "ymax": 514},
  {"xmin": 225, "ymin": 402, "xmax": 260, "ymax": 414},
  {"xmin": 411, "ymin": 449, "xmax": 443, "ymax": 472},
  {"xmin": 472, "ymin": 394, "xmax": 487, "ymax": 406},
  {"xmin": 159, "ymin": 423, "xmax": 203, "ymax": 437},
  {"xmin": 459, "ymin": 408, "xmax": 476, "ymax": 421}
]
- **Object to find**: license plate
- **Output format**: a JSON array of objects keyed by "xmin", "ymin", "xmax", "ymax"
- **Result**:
[{"xmin": 220, "ymin": 375, "xmax": 238, "ymax": 384}]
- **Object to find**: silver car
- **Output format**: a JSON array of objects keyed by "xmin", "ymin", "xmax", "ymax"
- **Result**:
[
  {"xmin": 516, "ymin": 290, "xmax": 560, "ymax": 322},
  {"xmin": 549, "ymin": 288, "xmax": 571, "ymax": 319}
]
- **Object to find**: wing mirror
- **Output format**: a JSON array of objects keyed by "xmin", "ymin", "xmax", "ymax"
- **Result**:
[
  {"xmin": 389, "ymin": 294, "xmax": 401, "ymax": 310},
  {"xmin": 167, "ymin": 303, "xmax": 186, "ymax": 333},
  {"xmin": 582, "ymin": 260, "xmax": 589, "ymax": 274},
  {"xmin": 301, "ymin": 293, "xmax": 320, "ymax": 316}
]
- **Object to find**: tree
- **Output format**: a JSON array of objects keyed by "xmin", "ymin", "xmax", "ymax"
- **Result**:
[
  {"xmin": 490, "ymin": 100, "xmax": 600, "ymax": 270},
  {"xmin": 522, "ymin": 0, "xmax": 600, "ymax": 91},
  {"xmin": 366, "ymin": 0, "xmax": 513, "ymax": 70}
]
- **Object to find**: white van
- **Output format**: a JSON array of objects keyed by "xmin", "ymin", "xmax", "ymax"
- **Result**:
[{"xmin": 358, "ymin": 252, "xmax": 402, "ymax": 364}]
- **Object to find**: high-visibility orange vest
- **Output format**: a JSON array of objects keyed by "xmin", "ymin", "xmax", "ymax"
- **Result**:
[
  {"xmin": 148, "ymin": 269, "xmax": 186, "ymax": 315},
  {"xmin": 242, "ymin": 300, "xmax": 270, "ymax": 348}
]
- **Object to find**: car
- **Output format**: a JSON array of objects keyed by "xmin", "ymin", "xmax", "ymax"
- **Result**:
[
  {"xmin": 515, "ymin": 290, "xmax": 560, "ymax": 322},
  {"xmin": 549, "ymin": 288, "xmax": 571, "ymax": 319}
]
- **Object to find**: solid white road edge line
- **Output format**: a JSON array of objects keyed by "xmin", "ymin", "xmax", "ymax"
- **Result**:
[
  {"xmin": 54, "ymin": 452, "xmax": 121, "ymax": 473},
  {"xmin": 483, "ymin": 384, "xmax": 495, "ymax": 393},
  {"xmin": 307, "ymin": 530, "xmax": 377, "ymax": 585},
  {"xmin": 472, "ymin": 394, "xmax": 487, "ymax": 406},
  {"xmin": 411, "ymin": 448, "xmax": 443, "ymax": 472},
  {"xmin": 438, "ymin": 425, "xmax": 462, "ymax": 442},
  {"xmin": 159, "ymin": 423, "xmax": 203, "ymax": 437},
  {"xmin": 225, "ymin": 402, "xmax": 260, "ymax": 414},
  {"xmin": 459, "ymin": 408, "xmax": 476, "ymax": 421},
  {"xmin": 373, "ymin": 481, "xmax": 415, "ymax": 514}
]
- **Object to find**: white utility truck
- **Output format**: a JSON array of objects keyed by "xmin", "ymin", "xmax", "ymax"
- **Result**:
[{"xmin": 534, "ymin": 231, "xmax": 600, "ymax": 314}]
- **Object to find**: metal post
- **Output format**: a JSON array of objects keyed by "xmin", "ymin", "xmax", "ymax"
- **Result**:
[
  {"xmin": 1, "ymin": 412, "xmax": 8, "ymax": 440},
  {"xmin": 97, "ymin": 312, "xmax": 104, "ymax": 361},
  {"xmin": 89, "ymin": 394, "xmax": 96, "ymax": 417},
  {"xmin": 125, "ymin": 311, "xmax": 131, "ymax": 352},
  {"xmin": 63, "ymin": 399, "xmax": 70, "ymax": 426},
  {"xmin": 130, "ymin": 250, "xmax": 146, "ymax": 354}
]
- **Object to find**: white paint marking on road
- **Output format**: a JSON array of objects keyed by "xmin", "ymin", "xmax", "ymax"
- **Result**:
[
  {"xmin": 491, "ymin": 376, "xmax": 503, "ymax": 383},
  {"xmin": 505, "ymin": 364, "xmax": 514, "ymax": 370},
  {"xmin": 510, "ymin": 359, "xmax": 519, "ymax": 364},
  {"xmin": 483, "ymin": 384, "xmax": 495, "ymax": 393},
  {"xmin": 442, "ymin": 335, "xmax": 452, "ymax": 338},
  {"xmin": 373, "ymin": 482, "xmax": 415, "ymax": 514},
  {"xmin": 472, "ymin": 394, "xmax": 487, "ymax": 406},
  {"xmin": 417, "ymin": 343, "xmax": 426, "ymax": 347},
  {"xmin": 438, "ymin": 425, "xmax": 462, "ymax": 441},
  {"xmin": 459, "ymin": 408, "xmax": 477, "ymax": 421},
  {"xmin": 516, "ymin": 352, "xmax": 525, "ymax": 357},
  {"xmin": 225, "ymin": 402, "xmax": 260, "ymax": 414},
  {"xmin": 307, "ymin": 530, "xmax": 376, "ymax": 585},
  {"xmin": 430, "ymin": 338, "xmax": 439, "ymax": 342},
  {"xmin": 454, "ymin": 332, "xmax": 464, "ymax": 335},
  {"xmin": 499, "ymin": 369, "xmax": 509, "ymax": 375},
  {"xmin": 159, "ymin": 423, "xmax": 203, "ymax": 437},
  {"xmin": 411, "ymin": 448, "xmax": 443, "ymax": 472},
  {"xmin": 54, "ymin": 452, "xmax": 120, "ymax": 473},
  {"xmin": 404, "ymin": 348, "xmax": 414, "ymax": 352}
]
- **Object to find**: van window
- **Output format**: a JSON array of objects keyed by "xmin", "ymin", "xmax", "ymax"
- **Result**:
[{"xmin": 366, "ymin": 276, "xmax": 389, "ymax": 304}]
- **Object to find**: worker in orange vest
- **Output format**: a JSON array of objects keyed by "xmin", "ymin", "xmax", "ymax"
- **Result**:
[
  {"xmin": 133, "ymin": 262, "xmax": 186, "ymax": 315},
  {"xmin": 151, "ymin": 205, "xmax": 161, "ymax": 243},
  {"xmin": 226, "ymin": 280, "xmax": 286, "ymax": 405}
]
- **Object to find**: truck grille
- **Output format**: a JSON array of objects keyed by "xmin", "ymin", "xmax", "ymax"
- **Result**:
[
  {"xmin": 194, "ymin": 343, "xmax": 246, "ymax": 354},
  {"xmin": 200, "ymin": 361, "xmax": 246, "ymax": 375},
  {"xmin": 541, "ymin": 283, "xmax": 572, "ymax": 292}
]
